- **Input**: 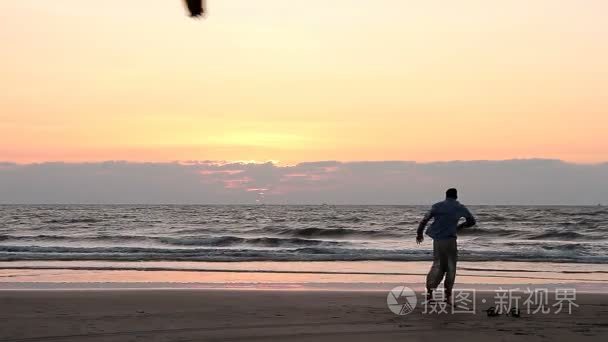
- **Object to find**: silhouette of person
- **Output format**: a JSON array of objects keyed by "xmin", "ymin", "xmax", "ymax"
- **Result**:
[{"xmin": 416, "ymin": 188, "xmax": 476, "ymax": 302}]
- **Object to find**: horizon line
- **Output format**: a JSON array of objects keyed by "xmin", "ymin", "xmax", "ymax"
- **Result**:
[
  {"xmin": 0, "ymin": 203, "xmax": 603, "ymax": 207},
  {"xmin": 2, "ymin": 158, "xmax": 608, "ymax": 167}
]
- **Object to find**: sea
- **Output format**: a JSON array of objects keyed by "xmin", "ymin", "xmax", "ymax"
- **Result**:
[{"xmin": 0, "ymin": 205, "xmax": 606, "ymax": 264}]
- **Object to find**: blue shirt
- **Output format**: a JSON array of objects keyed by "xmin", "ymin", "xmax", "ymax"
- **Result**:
[{"xmin": 417, "ymin": 198, "xmax": 476, "ymax": 240}]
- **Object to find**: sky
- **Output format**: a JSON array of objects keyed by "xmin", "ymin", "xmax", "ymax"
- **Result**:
[
  {"xmin": 1, "ymin": 1, "xmax": 607, "ymax": 204},
  {"xmin": 1, "ymin": 0, "xmax": 607, "ymax": 164}
]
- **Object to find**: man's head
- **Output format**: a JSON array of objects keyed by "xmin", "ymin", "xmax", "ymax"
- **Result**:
[{"xmin": 446, "ymin": 188, "xmax": 458, "ymax": 199}]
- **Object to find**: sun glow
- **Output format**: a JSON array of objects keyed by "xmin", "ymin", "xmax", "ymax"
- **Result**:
[
  {"xmin": 1, "ymin": 0, "xmax": 607, "ymax": 163},
  {"xmin": 207, "ymin": 132, "xmax": 312, "ymax": 148}
]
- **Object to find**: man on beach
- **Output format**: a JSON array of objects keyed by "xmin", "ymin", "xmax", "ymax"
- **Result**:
[{"xmin": 416, "ymin": 188, "xmax": 476, "ymax": 302}]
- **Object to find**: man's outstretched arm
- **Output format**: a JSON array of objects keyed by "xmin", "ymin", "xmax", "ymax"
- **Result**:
[{"xmin": 416, "ymin": 209, "xmax": 433, "ymax": 244}]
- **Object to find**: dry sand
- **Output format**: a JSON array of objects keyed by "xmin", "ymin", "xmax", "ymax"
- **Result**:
[{"xmin": 0, "ymin": 289, "xmax": 606, "ymax": 342}]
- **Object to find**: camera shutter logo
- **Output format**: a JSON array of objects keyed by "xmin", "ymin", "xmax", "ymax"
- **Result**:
[{"xmin": 387, "ymin": 286, "xmax": 417, "ymax": 315}]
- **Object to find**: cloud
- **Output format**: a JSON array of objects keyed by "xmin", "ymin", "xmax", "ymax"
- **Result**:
[{"xmin": 0, "ymin": 160, "xmax": 606, "ymax": 204}]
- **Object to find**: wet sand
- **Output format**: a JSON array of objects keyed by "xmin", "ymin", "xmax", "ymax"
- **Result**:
[{"xmin": 1, "ymin": 289, "xmax": 606, "ymax": 342}]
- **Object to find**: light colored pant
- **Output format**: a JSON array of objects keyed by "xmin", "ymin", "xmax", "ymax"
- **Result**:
[{"xmin": 426, "ymin": 238, "xmax": 458, "ymax": 295}]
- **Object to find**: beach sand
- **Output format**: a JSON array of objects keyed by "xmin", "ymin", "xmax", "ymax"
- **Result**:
[{"xmin": 1, "ymin": 289, "xmax": 606, "ymax": 342}]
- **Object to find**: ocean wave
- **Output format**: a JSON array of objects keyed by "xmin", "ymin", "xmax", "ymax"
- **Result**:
[
  {"xmin": 539, "ymin": 244, "xmax": 579, "ymax": 251},
  {"xmin": 502, "ymin": 241, "xmax": 583, "ymax": 252},
  {"xmin": 527, "ymin": 230, "xmax": 586, "ymax": 240},
  {"xmin": 295, "ymin": 215, "xmax": 363, "ymax": 223},
  {"xmin": 0, "ymin": 227, "xmax": 599, "ymax": 245},
  {"xmin": 551, "ymin": 209, "xmax": 608, "ymax": 217},
  {"xmin": 474, "ymin": 214, "xmax": 509, "ymax": 222},
  {"xmin": 276, "ymin": 227, "xmax": 399, "ymax": 239},
  {"xmin": 457, "ymin": 227, "xmax": 522, "ymax": 237},
  {"xmin": 0, "ymin": 234, "xmax": 341, "ymax": 248},
  {"xmin": 157, "ymin": 236, "xmax": 341, "ymax": 248},
  {"xmin": 0, "ymin": 234, "xmax": 148, "ymax": 243},
  {"xmin": 395, "ymin": 220, "xmax": 417, "ymax": 225},
  {"xmin": 43, "ymin": 218, "xmax": 101, "ymax": 224},
  {"xmin": 461, "ymin": 227, "xmax": 594, "ymax": 240},
  {"xmin": 0, "ymin": 245, "xmax": 606, "ymax": 264}
]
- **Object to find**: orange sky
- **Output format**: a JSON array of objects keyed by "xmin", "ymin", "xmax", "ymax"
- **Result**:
[{"xmin": 1, "ymin": 0, "xmax": 607, "ymax": 164}]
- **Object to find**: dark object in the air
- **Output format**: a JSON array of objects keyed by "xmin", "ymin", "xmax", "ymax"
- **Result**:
[{"xmin": 184, "ymin": 0, "xmax": 205, "ymax": 17}]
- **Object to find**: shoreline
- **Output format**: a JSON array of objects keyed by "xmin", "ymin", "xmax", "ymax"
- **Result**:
[{"xmin": 2, "ymin": 260, "xmax": 607, "ymax": 292}]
